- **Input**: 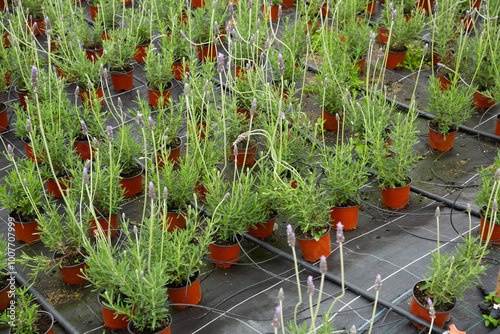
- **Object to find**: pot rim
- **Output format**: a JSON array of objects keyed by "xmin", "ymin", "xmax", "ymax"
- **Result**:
[
  {"xmin": 294, "ymin": 224, "xmax": 331, "ymax": 241},
  {"xmin": 428, "ymin": 120, "xmax": 458, "ymax": 135},
  {"xmin": 387, "ymin": 45, "xmax": 409, "ymax": 54},
  {"xmin": 127, "ymin": 314, "xmax": 171, "ymax": 334},
  {"xmin": 147, "ymin": 81, "xmax": 173, "ymax": 92},
  {"xmin": 109, "ymin": 64, "xmax": 134, "ymax": 75},
  {"xmin": 211, "ymin": 234, "xmax": 242, "ymax": 248},
  {"xmin": 52, "ymin": 250, "xmax": 87, "ymax": 269},
  {"xmin": 97, "ymin": 289, "xmax": 130, "ymax": 312},
  {"xmin": 331, "ymin": 201, "xmax": 360, "ymax": 209},
  {"xmin": 9, "ymin": 216, "xmax": 37, "ymax": 225},
  {"xmin": 0, "ymin": 102, "xmax": 7, "ymax": 112},
  {"xmin": 412, "ymin": 280, "xmax": 457, "ymax": 314},
  {"xmin": 120, "ymin": 163, "xmax": 144, "ymax": 179},
  {"xmin": 379, "ymin": 176, "xmax": 412, "ymax": 190},
  {"xmin": 165, "ymin": 270, "xmax": 200, "ymax": 290}
]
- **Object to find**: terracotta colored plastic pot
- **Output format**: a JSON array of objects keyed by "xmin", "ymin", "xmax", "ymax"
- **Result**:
[
  {"xmin": 120, "ymin": 166, "xmax": 144, "ymax": 198},
  {"xmin": 12, "ymin": 219, "xmax": 40, "ymax": 243},
  {"xmin": 167, "ymin": 271, "xmax": 202, "ymax": 309},
  {"xmin": 365, "ymin": 0, "xmax": 376, "ymax": 15},
  {"xmin": 415, "ymin": 0, "xmax": 433, "ymax": 14},
  {"xmin": 22, "ymin": 139, "xmax": 42, "ymax": 163},
  {"xmin": 3, "ymin": 31, "xmax": 9, "ymax": 48},
  {"xmin": 281, "ymin": 0, "xmax": 294, "ymax": 8},
  {"xmin": 385, "ymin": 46, "xmax": 408, "ymax": 70},
  {"xmin": 89, "ymin": 2, "xmax": 98, "ymax": 20},
  {"xmin": 194, "ymin": 181, "xmax": 208, "ymax": 201},
  {"xmin": 0, "ymin": 271, "xmax": 11, "ymax": 311},
  {"xmin": 89, "ymin": 214, "xmax": 119, "ymax": 238},
  {"xmin": 471, "ymin": 0, "xmax": 480, "ymax": 10},
  {"xmin": 74, "ymin": 139, "xmax": 96, "ymax": 161},
  {"xmin": 436, "ymin": 68, "xmax": 453, "ymax": 91},
  {"xmin": 46, "ymin": 175, "xmax": 71, "ymax": 198},
  {"xmin": 9, "ymin": 311, "xmax": 55, "ymax": 334},
  {"xmin": 0, "ymin": 103, "xmax": 7, "ymax": 133},
  {"xmin": 110, "ymin": 67, "xmax": 134, "ymax": 91},
  {"xmin": 197, "ymin": 44, "xmax": 217, "ymax": 62},
  {"xmin": 230, "ymin": 143, "xmax": 258, "ymax": 166},
  {"xmin": 479, "ymin": 214, "xmax": 500, "ymax": 245},
  {"xmin": 98, "ymin": 292, "xmax": 130, "ymax": 330},
  {"xmin": 473, "ymin": 91, "xmax": 495, "ymax": 109},
  {"xmin": 147, "ymin": 82, "xmax": 172, "ymax": 108},
  {"xmin": 26, "ymin": 18, "xmax": 45, "ymax": 35},
  {"xmin": 321, "ymin": 109, "xmax": 343, "ymax": 132},
  {"xmin": 55, "ymin": 66, "xmax": 74, "ymax": 83},
  {"xmin": 172, "ymin": 61, "xmax": 189, "ymax": 80},
  {"xmin": 380, "ymin": 178, "xmax": 411, "ymax": 210},
  {"xmin": 79, "ymin": 87, "xmax": 104, "ymax": 108},
  {"xmin": 156, "ymin": 137, "xmax": 182, "ymax": 166},
  {"xmin": 410, "ymin": 281, "xmax": 455, "ymax": 329},
  {"xmin": 236, "ymin": 107, "xmax": 253, "ymax": 120},
  {"xmin": 261, "ymin": 4, "xmax": 280, "ymax": 21},
  {"xmin": 194, "ymin": 121, "xmax": 208, "ymax": 139},
  {"xmin": 128, "ymin": 315, "xmax": 171, "ymax": 334},
  {"xmin": 85, "ymin": 48, "xmax": 104, "ymax": 62},
  {"xmin": 0, "ymin": 0, "xmax": 5, "ymax": 11},
  {"xmin": 16, "ymin": 86, "xmax": 30, "ymax": 110},
  {"xmin": 53, "ymin": 251, "xmax": 88, "ymax": 285},
  {"xmin": 192, "ymin": 0, "xmax": 206, "ymax": 8},
  {"xmin": 428, "ymin": 124, "xmax": 457, "ymax": 152},
  {"xmin": 304, "ymin": 20, "xmax": 320, "ymax": 34},
  {"xmin": 460, "ymin": 16, "xmax": 474, "ymax": 31},
  {"xmin": 329, "ymin": 203, "xmax": 360, "ymax": 230},
  {"xmin": 320, "ymin": 2, "xmax": 329, "ymax": 17},
  {"xmin": 247, "ymin": 213, "xmax": 278, "ymax": 239},
  {"xmin": 355, "ymin": 57, "xmax": 366, "ymax": 74},
  {"xmin": 134, "ymin": 44, "xmax": 149, "ymax": 63},
  {"xmin": 295, "ymin": 226, "xmax": 331, "ymax": 262},
  {"xmin": 377, "ymin": 27, "xmax": 389, "ymax": 45},
  {"xmin": 495, "ymin": 115, "xmax": 500, "ymax": 137},
  {"xmin": 209, "ymin": 236, "xmax": 241, "ymax": 268},
  {"xmin": 161, "ymin": 209, "xmax": 187, "ymax": 232}
]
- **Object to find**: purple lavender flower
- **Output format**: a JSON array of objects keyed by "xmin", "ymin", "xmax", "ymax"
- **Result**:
[
  {"xmin": 278, "ymin": 5, "xmax": 282, "ymax": 18},
  {"xmin": 137, "ymin": 113, "xmax": 144, "ymax": 128},
  {"xmin": 278, "ymin": 288, "xmax": 284, "ymax": 301},
  {"xmin": 279, "ymin": 112, "xmax": 285, "ymax": 120},
  {"xmin": 423, "ymin": 43, "xmax": 429, "ymax": 56},
  {"xmin": 148, "ymin": 182, "xmax": 156, "ymax": 199},
  {"xmin": 31, "ymin": 66, "xmax": 38, "ymax": 94},
  {"xmin": 83, "ymin": 166, "xmax": 89, "ymax": 185},
  {"xmin": 251, "ymin": 98, "xmax": 257, "ymax": 115},
  {"xmin": 45, "ymin": 16, "xmax": 50, "ymax": 34},
  {"xmin": 229, "ymin": 2, "xmax": 235, "ymax": 16},
  {"xmin": 427, "ymin": 298, "xmax": 436, "ymax": 319},
  {"xmin": 278, "ymin": 53, "xmax": 284, "ymax": 76},
  {"xmin": 163, "ymin": 187, "xmax": 168, "ymax": 200},
  {"xmin": 106, "ymin": 125, "xmax": 114, "ymax": 141},
  {"xmin": 26, "ymin": 119, "xmax": 31, "ymax": 133},
  {"xmin": 374, "ymin": 274, "xmax": 382, "ymax": 292},
  {"xmin": 324, "ymin": 75, "xmax": 328, "ymax": 87},
  {"xmin": 93, "ymin": 137, "xmax": 99, "ymax": 148},
  {"xmin": 214, "ymin": 21, "xmax": 220, "ymax": 35},
  {"xmin": 495, "ymin": 168, "xmax": 500, "ymax": 181},
  {"xmin": 369, "ymin": 31, "xmax": 376, "ymax": 45},
  {"xmin": 349, "ymin": 325, "xmax": 357, "ymax": 334},
  {"xmin": 217, "ymin": 53, "xmax": 225, "ymax": 73},
  {"xmin": 433, "ymin": 1, "xmax": 439, "ymax": 13},
  {"xmin": 493, "ymin": 199, "xmax": 498, "ymax": 213},
  {"xmin": 345, "ymin": 88, "xmax": 352, "ymax": 100},
  {"xmin": 336, "ymin": 222, "xmax": 345, "ymax": 244},
  {"xmin": 81, "ymin": 120, "xmax": 88, "ymax": 136},
  {"xmin": 289, "ymin": 102, "xmax": 294, "ymax": 114},
  {"xmin": 148, "ymin": 116, "xmax": 154, "ymax": 131},
  {"xmin": 272, "ymin": 306, "xmax": 281, "ymax": 328},
  {"xmin": 286, "ymin": 224, "xmax": 295, "ymax": 247},
  {"xmin": 320, "ymin": 255, "xmax": 327, "ymax": 274},
  {"xmin": 75, "ymin": 85, "xmax": 80, "ymax": 98},
  {"xmin": 7, "ymin": 144, "xmax": 14, "ymax": 157},
  {"xmin": 307, "ymin": 276, "xmax": 314, "ymax": 296},
  {"xmin": 248, "ymin": 0, "xmax": 253, "ymax": 10},
  {"xmin": 249, "ymin": 34, "xmax": 255, "ymax": 46},
  {"xmin": 246, "ymin": 62, "xmax": 251, "ymax": 70}
]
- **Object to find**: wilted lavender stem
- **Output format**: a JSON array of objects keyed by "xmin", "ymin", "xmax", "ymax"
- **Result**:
[{"xmin": 286, "ymin": 224, "xmax": 295, "ymax": 247}]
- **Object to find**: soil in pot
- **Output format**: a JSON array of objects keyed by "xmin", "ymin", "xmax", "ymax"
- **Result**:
[
  {"xmin": 247, "ymin": 209, "xmax": 278, "ymax": 239},
  {"xmin": 53, "ymin": 249, "xmax": 88, "ymax": 285},
  {"xmin": 120, "ymin": 164, "xmax": 144, "ymax": 198},
  {"xmin": 329, "ymin": 200, "xmax": 360, "ymax": 230},
  {"xmin": 380, "ymin": 177, "xmax": 412, "ymax": 210},
  {"xmin": 128, "ymin": 315, "xmax": 171, "ymax": 334},
  {"xmin": 110, "ymin": 66, "xmax": 134, "ymax": 91},
  {"xmin": 9, "ymin": 311, "xmax": 56, "ymax": 334},
  {"xmin": 209, "ymin": 235, "xmax": 242, "ymax": 268},
  {"xmin": 230, "ymin": 139, "xmax": 258, "ymax": 167},
  {"xmin": 410, "ymin": 281, "xmax": 456, "ymax": 329},
  {"xmin": 156, "ymin": 136, "xmax": 182, "ymax": 166},
  {"xmin": 295, "ymin": 225, "xmax": 331, "ymax": 262},
  {"xmin": 428, "ymin": 122, "xmax": 457, "ymax": 152},
  {"xmin": 98, "ymin": 292, "xmax": 131, "ymax": 330},
  {"xmin": 166, "ymin": 271, "xmax": 202, "ymax": 309}
]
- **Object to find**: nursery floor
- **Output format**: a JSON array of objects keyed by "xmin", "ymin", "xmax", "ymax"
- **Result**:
[{"xmin": 1, "ymin": 2, "xmax": 500, "ymax": 334}]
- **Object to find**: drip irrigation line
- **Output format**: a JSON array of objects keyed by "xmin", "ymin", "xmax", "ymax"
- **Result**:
[
  {"xmin": 242, "ymin": 233, "xmax": 447, "ymax": 334},
  {"xmin": 14, "ymin": 270, "xmax": 81, "ymax": 334}
]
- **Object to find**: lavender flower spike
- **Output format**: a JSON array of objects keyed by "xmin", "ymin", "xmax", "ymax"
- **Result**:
[
  {"xmin": 320, "ymin": 255, "xmax": 327, "ymax": 274},
  {"xmin": 250, "ymin": 98, "xmax": 257, "ymax": 115},
  {"xmin": 75, "ymin": 85, "xmax": 80, "ymax": 98},
  {"xmin": 279, "ymin": 112, "xmax": 285, "ymax": 120},
  {"xmin": 26, "ymin": 119, "xmax": 32, "ymax": 133},
  {"xmin": 7, "ymin": 144, "xmax": 14, "ymax": 157},
  {"xmin": 148, "ymin": 116, "xmax": 154, "ymax": 131},
  {"xmin": 278, "ymin": 288, "xmax": 284, "ymax": 301},
  {"xmin": 137, "ymin": 113, "xmax": 144, "ymax": 128},
  {"xmin": 217, "ymin": 53, "xmax": 225, "ymax": 73},
  {"xmin": 336, "ymin": 222, "xmax": 345, "ymax": 244},
  {"xmin": 349, "ymin": 325, "xmax": 357, "ymax": 334},
  {"xmin": 163, "ymin": 187, "xmax": 168, "ymax": 200},
  {"xmin": 272, "ymin": 306, "xmax": 281, "ymax": 328},
  {"xmin": 184, "ymin": 83, "xmax": 191, "ymax": 96},
  {"xmin": 427, "ymin": 298, "xmax": 436, "ymax": 319},
  {"xmin": 229, "ymin": 2, "xmax": 235, "ymax": 16},
  {"xmin": 278, "ymin": 53, "xmax": 284, "ymax": 76},
  {"xmin": 495, "ymin": 168, "xmax": 500, "ymax": 181},
  {"xmin": 106, "ymin": 125, "xmax": 114, "ymax": 141},
  {"xmin": 82, "ymin": 166, "xmax": 89, "ymax": 185},
  {"xmin": 435, "ymin": 206, "xmax": 440, "ymax": 218},
  {"xmin": 81, "ymin": 120, "xmax": 88, "ymax": 136},
  {"xmin": 214, "ymin": 21, "xmax": 220, "ymax": 35},
  {"xmin": 307, "ymin": 276, "xmax": 314, "ymax": 296},
  {"xmin": 31, "ymin": 66, "xmax": 38, "ymax": 93},
  {"xmin": 148, "ymin": 181, "xmax": 156, "ymax": 199},
  {"xmin": 374, "ymin": 274, "xmax": 382, "ymax": 292},
  {"xmin": 278, "ymin": 5, "xmax": 282, "ymax": 18},
  {"xmin": 286, "ymin": 224, "xmax": 295, "ymax": 247}
]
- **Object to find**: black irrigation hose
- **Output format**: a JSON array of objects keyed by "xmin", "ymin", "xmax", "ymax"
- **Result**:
[
  {"xmin": 242, "ymin": 233, "xmax": 447, "ymax": 334},
  {"xmin": 14, "ymin": 271, "xmax": 81, "ymax": 334}
]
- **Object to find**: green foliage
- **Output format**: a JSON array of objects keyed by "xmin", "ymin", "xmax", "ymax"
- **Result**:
[
  {"xmin": 0, "ymin": 237, "xmax": 7, "ymax": 274},
  {"xmin": 144, "ymin": 47, "xmax": 174, "ymax": 91},
  {"xmin": 0, "ymin": 286, "xmax": 40, "ymax": 333},
  {"xmin": 103, "ymin": 29, "xmax": 137, "ymax": 72},
  {"xmin": 380, "ymin": 2, "xmax": 426, "ymax": 49},
  {"xmin": 401, "ymin": 43, "xmax": 431, "ymax": 72},
  {"xmin": 104, "ymin": 124, "xmax": 143, "ymax": 176},
  {"xmin": 475, "ymin": 151, "xmax": 500, "ymax": 224},
  {"xmin": 71, "ymin": 50, "xmax": 104, "ymax": 90}
]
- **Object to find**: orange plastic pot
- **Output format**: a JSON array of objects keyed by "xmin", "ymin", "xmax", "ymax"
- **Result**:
[
  {"xmin": 460, "ymin": 16, "xmax": 474, "ymax": 31},
  {"xmin": 12, "ymin": 219, "xmax": 40, "ymax": 243},
  {"xmin": 161, "ymin": 209, "xmax": 187, "ymax": 232},
  {"xmin": 167, "ymin": 271, "xmax": 202, "ymax": 309},
  {"xmin": 0, "ymin": 0, "xmax": 5, "ymax": 11},
  {"xmin": 79, "ymin": 87, "xmax": 104, "ymax": 108},
  {"xmin": 410, "ymin": 281, "xmax": 455, "ymax": 329},
  {"xmin": 26, "ymin": 18, "xmax": 45, "ymax": 35},
  {"xmin": 3, "ymin": 31, "xmax": 9, "ymax": 48},
  {"xmin": 197, "ymin": 44, "xmax": 217, "ymax": 62},
  {"xmin": 377, "ymin": 27, "xmax": 389, "ymax": 45},
  {"xmin": 415, "ymin": 0, "xmax": 434, "ymax": 14},
  {"xmin": 0, "ymin": 272, "xmax": 11, "ymax": 311},
  {"xmin": 147, "ymin": 83, "xmax": 172, "ymax": 108},
  {"xmin": 495, "ymin": 115, "xmax": 500, "ymax": 137},
  {"xmin": 281, "ymin": 0, "xmax": 294, "ymax": 8},
  {"xmin": 247, "ymin": 213, "xmax": 278, "ymax": 239},
  {"xmin": 428, "ymin": 124, "xmax": 457, "ymax": 152},
  {"xmin": 209, "ymin": 236, "xmax": 241, "ymax": 268},
  {"xmin": 46, "ymin": 175, "xmax": 71, "ymax": 198},
  {"xmin": 355, "ymin": 57, "xmax": 366, "ymax": 74},
  {"xmin": 89, "ymin": 2, "xmax": 98, "ymax": 20},
  {"xmin": 89, "ymin": 214, "xmax": 119, "ymax": 238},
  {"xmin": 0, "ymin": 103, "xmax": 7, "ymax": 133},
  {"xmin": 365, "ymin": 0, "xmax": 376, "ymax": 15},
  {"xmin": 320, "ymin": 2, "xmax": 329, "ymax": 17},
  {"xmin": 128, "ymin": 315, "xmax": 171, "ymax": 334},
  {"xmin": 155, "ymin": 138, "xmax": 182, "ymax": 166},
  {"xmin": 385, "ymin": 47, "xmax": 408, "ymax": 70},
  {"xmin": 261, "ymin": 4, "xmax": 280, "ymax": 21},
  {"xmin": 329, "ymin": 203, "xmax": 360, "ymax": 230},
  {"xmin": 172, "ymin": 61, "xmax": 189, "ymax": 80},
  {"xmin": 110, "ymin": 67, "xmax": 134, "ymax": 91},
  {"xmin": 98, "ymin": 292, "xmax": 130, "ymax": 330},
  {"xmin": 53, "ymin": 251, "xmax": 88, "ymax": 285},
  {"xmin": 192, "ymin": 0, "xmax": 206, "ymax": 8},
  {"xmin": 295, "ymin": 226, "xmax": 331, "ymax": 262},
  {"xmin": 193, "ymin": 121, "xmax": 208, "ymax": 139},
  {"xmin": 74, "ymin": 139, "xmax": 97, "ymax": 161},
  {"xmin": 194, "ymin": 181, "xmax": 208, "ymax": 201},
  {"xmin": 436, "ymin": 68, "xmax": 454, "ymax": 91},
  {"xmin": 120, "ymin": 166, "xmax": 143, "ymax": 198},
  {"xmin": 22, "ymin": 140, "xmax": 42, "ymax": 163},
  {"xmin": 85, "ymin": 48, "xmax": 104, "ymax": 62},
  {"xmin": 380, "ymin": 178, "xmax": 411, "ymax": 210},
  {"xmin": 16, "ymin": 86, "xmax": 30, "ymax": 110},
  {"xmin": 134, "ymin": 44, "xmax": 149, "ymax": 63},
  {"xmin": 473, "ymin": 91, "xmax": 495, "ymax": 109},
  {"xmin": 321, "ymin": 109, "xmax": 343, "ymax": 132},
  {"xmin": 479, "ymin": 214, "xmax": 500, "ymax": 245},
  {"xmin": 230, "ymin": 143, "xmax": 257, "ymax": 166},
  {"xmin": 471, "ymin": 0, "xmax": 480, "ymax": 9}
]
